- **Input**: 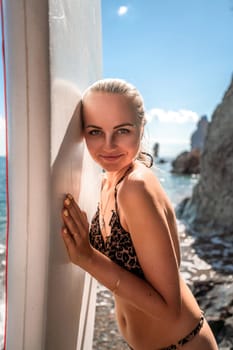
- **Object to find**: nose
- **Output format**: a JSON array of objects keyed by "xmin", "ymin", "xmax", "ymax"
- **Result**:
[{"xmin": 104, "ymin": 133, "xmax": 117, "ymax": 150}]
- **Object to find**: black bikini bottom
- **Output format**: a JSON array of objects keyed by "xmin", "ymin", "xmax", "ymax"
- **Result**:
[{"xmin": 128, "ymin": 314, "xmax": 204, "ymax": 350}]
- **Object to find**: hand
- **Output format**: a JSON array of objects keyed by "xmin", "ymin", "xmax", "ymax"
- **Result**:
[{"xmin": 61, "ymin": 194, "xmax": 93, "ymax": 268}]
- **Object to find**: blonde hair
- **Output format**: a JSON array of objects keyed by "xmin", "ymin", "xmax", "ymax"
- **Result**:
[{"xmin": 82, "ymin": 78, "xmax": 153, "ymax": 167}]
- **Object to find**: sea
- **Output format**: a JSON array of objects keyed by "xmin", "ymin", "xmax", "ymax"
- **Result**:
[{"xmin": 0, "ymin": 155, "xmax": 199, "ymax": 348}]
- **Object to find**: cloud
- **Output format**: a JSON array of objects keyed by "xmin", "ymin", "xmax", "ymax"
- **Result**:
[
  {"xmin": 0, "ymin": 117, "xmax": 6, "ymax": 156},
  {"xmin": 146, "ymin": 108, "xmax": 199, "ymax": 124},
  {"xmin": 117, "ymin": 6, "xmax": 128, "ymax": 16}
]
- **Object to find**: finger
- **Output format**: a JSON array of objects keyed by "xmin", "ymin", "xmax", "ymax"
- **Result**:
[
  {"xmin": 62, "ymin": 209, "xmax": 81, "ymax": 241},
  {"xmin": 61, "ymin": 227, "xmax": 74, "ymax": 253},
  {"xmin": 63, "ymin": 194, "xmax": 80, "ymax": 219},
  {"xmin": 80, "ymin": 210, "xmax": 89, "ymax": 231},
  {"xmin": 61, "ymin": 227, "xmax": 79, "ymax": 261},
  {"xmin": 62, "ymin": 226, "xmax": 77, "ymax": 245},
  {"xmin": 63, "ymin": 194, "xmax": 89, "ymax": 232},
  {"xmin": 64, "ymin": 193, "xmax": 87, "ymax": 220},
  {"xmin": 64, "ymin": 194, "xmax": 80, "ymax": 214}
]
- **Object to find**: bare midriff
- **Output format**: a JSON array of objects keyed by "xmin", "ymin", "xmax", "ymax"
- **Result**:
[{"xmin": 114, "ymin": 277, "xmax": 204, "ymax": 350}]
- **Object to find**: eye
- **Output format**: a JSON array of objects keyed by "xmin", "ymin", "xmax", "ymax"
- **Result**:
[
  {"xmin": 88, "ymin": 129, "xmax": 102, "ymax": 136},
  {"xmin": 116, "ymin": 128, "xmax": 130, "ymax": 134}
]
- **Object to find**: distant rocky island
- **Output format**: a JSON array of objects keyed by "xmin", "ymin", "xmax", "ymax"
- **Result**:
[
  {"xmin": 152, "ymin": 114, "xmax": 209, "ymax": 172},
  {"xmin": 170, "ymin": 115, "xmax": 209, "ymax": 175}
]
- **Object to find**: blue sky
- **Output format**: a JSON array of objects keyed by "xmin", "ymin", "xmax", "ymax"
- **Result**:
[
  {"xmin": 1, "ymin": 1, "xmax": 233, "ymax": 156},
  {"xmin": 101, "ymin": 0, "xmax": 233, "ymax": 156}
]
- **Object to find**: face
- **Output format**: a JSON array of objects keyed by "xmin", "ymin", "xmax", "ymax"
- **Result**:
[{"xmin": 82, "ymin": 92, "xmax": 144, "ymax": 172}]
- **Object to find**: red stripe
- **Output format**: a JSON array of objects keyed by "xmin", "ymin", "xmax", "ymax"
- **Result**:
[{"xmin": 0, "ymin": 1, "xmax": 9, "ymax": 348}]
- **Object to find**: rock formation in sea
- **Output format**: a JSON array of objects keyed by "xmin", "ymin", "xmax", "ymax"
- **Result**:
[
  {"xmin": 177, "ymin": 76, "xmax": 233, "ymax": 234},
  {"xmin": 152, "ymin": 142, "xmax": 159, "ymax": 158},
  {"xmin": 171, "ymin": 115, "xmax": 209, "ymax": 175},
  {"xmin": 171, "ymin": 149, "xmax": 200, "ymax": 174},
  {"xmin": 191, "ymin": 115, "xmax": 209, "ymax": 151}
]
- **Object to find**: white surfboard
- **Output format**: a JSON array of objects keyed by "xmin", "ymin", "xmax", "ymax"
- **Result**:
[{"xmin": 2, "ymin": 0, "xmax": 102, "ymax": 349}]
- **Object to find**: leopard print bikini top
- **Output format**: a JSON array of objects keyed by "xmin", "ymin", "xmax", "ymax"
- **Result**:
[{"xmin": 89, "ymin": 169, "xmax": 145, "ymax": 279}]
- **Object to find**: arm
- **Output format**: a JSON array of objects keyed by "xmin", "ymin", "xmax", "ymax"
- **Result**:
[{"xmin": 118, "ymin": 176, "xmax": 182, "ymax": 318}]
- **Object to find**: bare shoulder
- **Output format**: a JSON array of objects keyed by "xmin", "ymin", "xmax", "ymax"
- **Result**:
[
  {"xmin": 119, "ymin": 164, "xmax": 169, "ymax": 208},
  {"xmin": 121, "ymin": 163, "xmax": 154, "ymax": 189}
]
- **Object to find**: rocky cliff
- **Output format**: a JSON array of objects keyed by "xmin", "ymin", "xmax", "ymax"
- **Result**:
[{"xmin": 177, "ymin": 77, "xmax": 233, "ymax": 234}]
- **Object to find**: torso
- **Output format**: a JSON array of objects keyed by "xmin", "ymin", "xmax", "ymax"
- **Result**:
[{"xmin": 89, "ymin": 163, "xmax": 217, "ymax": 350}]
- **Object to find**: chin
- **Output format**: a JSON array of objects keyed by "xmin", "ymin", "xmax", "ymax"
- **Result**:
[{"xmin": 101, "ymin": 162, "xmax": 132, "ymax": 173}]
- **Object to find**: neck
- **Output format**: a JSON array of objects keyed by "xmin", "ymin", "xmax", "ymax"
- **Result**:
[{"xmin": 103, "ymin": 163, "xmax": 134, "ymax": 189}]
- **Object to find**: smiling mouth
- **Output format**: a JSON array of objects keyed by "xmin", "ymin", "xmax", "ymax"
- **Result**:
[{"xmin": 100, "ymin": 154, "xmax": 123, "ymax": 161}]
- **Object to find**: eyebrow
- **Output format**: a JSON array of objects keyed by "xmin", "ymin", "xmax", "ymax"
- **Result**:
[
  {"xmin": 113, "ymin": 123, "xmax": 136, "ymax": 129},
  {"xmin": 85, "ymin": 123, "xmax": 136, "ymax": 129}
]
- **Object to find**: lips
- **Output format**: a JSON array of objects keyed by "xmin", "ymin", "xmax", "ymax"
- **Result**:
[{"xmin": 100, "ymin": 154, "xmax": 123, "ymax": 161}]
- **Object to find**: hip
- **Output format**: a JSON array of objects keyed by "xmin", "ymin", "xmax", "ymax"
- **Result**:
[{"xmin": 115, "ymin": 299, "xmax": 216, "ymax": 350}]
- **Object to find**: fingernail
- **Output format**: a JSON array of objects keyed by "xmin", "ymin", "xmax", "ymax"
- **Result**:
[
  {"xmin": 64, "ymin": 198, "xmax": 71, "ymax": 206},
  {"xmin": 67, "ymin": 193, "xmax": 73, "ymax": 200},
  {"xmin": 63, "ymin": 227, "xmax": 68, "ymax": 234},
  {"xmin": 63, "ymin": 209, "xmax": 69, "ymax": 217}
]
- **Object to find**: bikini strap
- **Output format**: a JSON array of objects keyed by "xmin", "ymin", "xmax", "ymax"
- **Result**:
[{"xmin": 114, "ymin": 165, "xmax": 132, "ymax": 212}]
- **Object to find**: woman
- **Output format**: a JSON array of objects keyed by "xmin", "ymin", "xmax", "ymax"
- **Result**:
[{"xmin": 62, "ymin": 79, "xmax": 218, "ymax": 350}]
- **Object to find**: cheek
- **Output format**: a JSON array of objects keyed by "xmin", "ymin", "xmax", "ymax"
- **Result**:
[
  {"xmin": 123, "ymin": 135, "xmax": 141, "ymax": 154},
  {"xmin": 131, "ymin": 130, "xmax": 142, "ymax": 146}
]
